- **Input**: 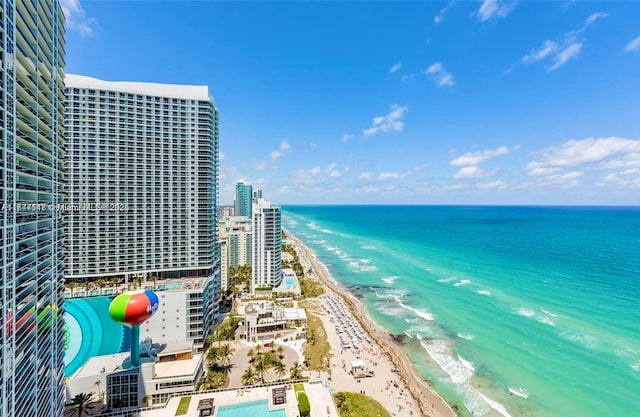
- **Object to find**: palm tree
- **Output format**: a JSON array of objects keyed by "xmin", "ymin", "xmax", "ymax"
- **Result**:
[
  {"xmin": 277, "ymin": 345, "xmax": 284, "ymax": 358},
  {"xmin": 254, "ymin": 358, "xmax": 267, "ymax": 382},
  {"xmin": 150, "ymin": 276, "xmax": 158, "ymax": 290},
  {"xmin": 94, "ymin": 379, "xmax": 102, "ymax": 401},
  {"xmin": 274, "ymin": 360, "xmax": 286, "ymax": 380},
  {"xmin": 218, "ymin": 344, "xmax": 234, "ymax": 367},
  {"xmin": 205, "ymin": 347, "xmax": 219, "ymax": 366},
  {"xmin": 67, "ymin": 282, "xmax": 77, "ymax": 297},
  {"xmin": 246, "ymin": 348, "xmax": 255, "ymax": 363},
  {"xmin": 65, "ymin": 392, "xmax": 94, "ymax": 417},
  {"xmin": 241, "ymin": 367, "xmax": 256, "ymax": 386},
  {"xmin": 289, "ymin": 361, "xmax": 303, "ymax": 380}
]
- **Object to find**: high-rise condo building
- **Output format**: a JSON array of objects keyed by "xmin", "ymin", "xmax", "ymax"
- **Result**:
[
  {"xmin": 0, "ymin": 1, "xmax": 66, "ymax": 417},
  {"xmin": 234, "ymin": 181, "xmax": 252, "ymax": 217},
  {"xmin": 63, "ymin": 74, "xmax": 221, "ymax": 334},
  {"xmin": 218, "ymin": 216, "xmax": 252, "ymax": 291},
  {"xmin": 252, "ymin": 199, "xmax": 282, "ymax": 290}
]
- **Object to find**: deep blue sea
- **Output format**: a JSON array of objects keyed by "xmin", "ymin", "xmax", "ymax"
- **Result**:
[{"xmin": 282, "ymin": 206, "xmax": 640, "ymax": 417}]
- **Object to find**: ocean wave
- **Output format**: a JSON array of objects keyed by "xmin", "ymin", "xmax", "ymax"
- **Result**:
[
  {"xmin": 419, "ymin": 339, "xmax": 474, "ymax": 384},
  {"xmin": 458, "ymin": 355, "xmax": 475, "ymax": 371},
  {"xmin": 360, "ymin": 245, "xmax": 376, "ymax": 250},
  {"xmin": 359, "ymin": 265, "xmax": 377, "ymax": 272},
  {"xmin": 382, "ymin": 276, "xmax": 400, "ymax": 284},
  {"xmin": 404, "ymin": 317, "xmax": 419, "ymax": 323},
  {"xmin": 438, "ymin": 277, "xmax": 457, "ymax": 283},
  {"xmin": 508, "ymin": 386, "xmax": 529, "ymax": 399},
  {"xmin": 560, "ymin": 331, "xmax": 600, "ymax": 350},
  {"xmin": 516, "ymin": 308, "xmax": 535, "ymax": 318},
  {"xmin": 540, "ymin": 308, "xmax": 558, "ymax": 317},
  {"xmin": 537, "ymin": 315, "xmax": 556, "ymax": 327},
  {"xmin": 454, "ymin": 279, "xmax": 471, "ymax": 287},
  {"xmin": 457, "ymin": 333, "xmax": 475, "ymax": 340},
  {"xmin": 631, "ymin": 361, "xmax": 640, "ymax": 372},
  {"xmin": 308, "ymin": 222, "xmax": 339, "ymax": 235},
  {"xmin": 396, "ymin": 298, "xmax": 435, "ymax": 321},
  {"xmin": 478, "ymin": 392, "xmax": 514, "ymax": 417},
  {"xmin": 404, "ymin": 330, "xmax": 413, "ymax": 339},
  {"xmin": 359, "ymin": 258, "xmax": 371, "ymax": 264},
  {"xmin": 477, "ymin": 289, "xmax": 492, "ymax": 296}
]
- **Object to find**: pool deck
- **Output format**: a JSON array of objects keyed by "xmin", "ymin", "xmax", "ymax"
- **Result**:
[{"xmin": 139, "ymin": 383, "xmax": 339, "ymax": 417}]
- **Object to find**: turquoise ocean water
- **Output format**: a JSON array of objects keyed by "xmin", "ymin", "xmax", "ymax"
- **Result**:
[{"xmin": 282, "ymin": 206, "xmax": 640, "ymax": 417}]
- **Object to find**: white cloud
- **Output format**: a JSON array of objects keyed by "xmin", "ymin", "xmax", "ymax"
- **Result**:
[
  {"xmin": 290, "ymin": 163, "xmax": 342, "ymax": 184},
  {"xmin": 60, "ymin": 0, "xmax": 99, "ymax": 36},
  {"xmin": 219, "ymin": 152, "xmax": 225, "ymax": 160},
  {"xmin": 389, "ymin": 63, "xmax": 402, "ymax": 73},
  {"xmin": 342, "ymin": 134, "xmax": 354, "ymax": 143},
  {"xmin": 601, "ymin": 169, "xmax": 640, "ymax": 188},
  {"xmin": 549, "ymin": 170, "xmax": 584, "ymax": 181},
  {"xmin": 527, "ymin": 137, "xmax": 640, "ymax": 175},
  {"xmin": 434, "ymin": 1, "xmax": 456, "ymax": 24},
  {"xmin": 453, "ymin": 166, "xmax": 498, "ymax": 179},
  {"xmin": 522, "ymin": 40, "xmax": 558, "ymax": 64},
  {"xmin": 363, "ymin": 104, "xmax": 408, "ymax": 136},
  {"xmin": 425, "ymin": 62, "xmax": 455, "ymax": 87},
  {"xmin": 519, "ymin": 12, "xmax": 607, "ymax": 71},
  {"xmin": 360, "ymin": 165, "xmax": 425, "ymax": 182},
  {"xmin": 255, "ymin": 139, "xmax": 291, "ymax": 170},
  {"xmin": 549, "ymin": 42, "xmax": 583, "ymax": 71},
  {"xmin": 476, "ymin": 180, "xmax": 508, "ymax": 190},
  {"xmin": 624, "ymin": 36, "xmax": 640, "ymax": 52},
  {"xmin": 449, "ymin": 146, "xmax": 511, "ymax": 166},
  {"xmin": 477, "ymin": 0, "xmax": 518, "ymax": 22}
]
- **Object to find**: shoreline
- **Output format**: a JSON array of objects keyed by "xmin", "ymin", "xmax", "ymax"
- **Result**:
[{"xmin": 286, "ymin": 229, "xmax": 456, "ymax": 417}]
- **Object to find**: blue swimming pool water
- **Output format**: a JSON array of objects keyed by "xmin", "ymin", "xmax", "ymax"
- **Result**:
[
  {"xmin": 63, "ymin": 297, "xmax": 127, "ymax": 377},
  {"xmin": 285, "ymin": 278, "xmax": 295, "ymax": 286},
  {"xmin": 216, "ymin": 400, "xmax": 285, "ymax": 417}
]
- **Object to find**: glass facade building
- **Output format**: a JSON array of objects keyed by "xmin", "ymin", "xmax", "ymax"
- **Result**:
[
  {"xmin": 0, "ymin": 1, "xmax": 67, "ymax": 417},
  {"xmin": 252, "ymin": 199, "xmax": 282, "ymax": 289},
  {"xmin": 234, "ymin": 181, "xmax": 252, "ymax": 217}
]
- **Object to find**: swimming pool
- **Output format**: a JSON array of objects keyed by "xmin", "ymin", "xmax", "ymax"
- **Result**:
[
  {"xmin": 63, "ymin": 297, "xmax": 127, "ymax": 377},
  {"xmin": 285, "ymin": 278, "xmax": 295, "ymax": 287},
  {"xmin": 216, "ymin": 400, "xmax": 285, "ymax": 417}
]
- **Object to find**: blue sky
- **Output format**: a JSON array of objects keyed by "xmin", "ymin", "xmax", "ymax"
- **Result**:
[{"xmin": 62, "ymin": 1, "xmax": 640, "ymax": 205}]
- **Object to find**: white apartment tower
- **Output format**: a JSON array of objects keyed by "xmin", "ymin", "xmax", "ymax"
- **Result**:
[
  {"xmin": 252, "ymin": 199, "xmax": 282, "ymax": 290},
  {"xmin": 1, "ymin": 1, "xmax": 66, "ymax": 417},
  {"xmin": 63, "ymin": 75, "xmax": 221, "ymax": 332},
  {"xmin": 218, "ymin": 216, "xmax": 252, "ymax": 291}
]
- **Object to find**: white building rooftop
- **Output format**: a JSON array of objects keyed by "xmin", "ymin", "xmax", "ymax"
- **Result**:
[
  {"xmin": 153, "ymin": 354, "xmax": 202, "ymax": 379},
  {"xmin": 65, "ymin": 74, "xmax": 210, "ymax": 100}
]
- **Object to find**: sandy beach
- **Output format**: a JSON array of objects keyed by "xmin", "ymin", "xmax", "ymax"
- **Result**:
[{"xmin": 286, "ymin": 230, "xmax": 456, "ymax": 417}]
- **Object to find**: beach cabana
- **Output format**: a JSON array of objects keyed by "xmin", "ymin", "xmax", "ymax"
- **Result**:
[
  {"xmin": 350, "ymin": 359, "xmax": 366, "ymax": 378},
  {"xmin": 272, "ymin": 386, "xmax": 287, "ymax": 405},
  {"xmin": 197, "ymin": 398, "xmax": 214, "ymax": 417}
]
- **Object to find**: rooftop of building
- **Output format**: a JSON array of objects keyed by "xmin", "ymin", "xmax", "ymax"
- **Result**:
[
  {"xmin": 153, "ymin": 354, "xmax": 202, "ymax": 379},
  {"xmin": 65, "ymin": 74, "xmax": 210, "ymax": 101}
]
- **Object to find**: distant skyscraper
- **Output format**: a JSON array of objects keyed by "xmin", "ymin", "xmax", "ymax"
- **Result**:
[
  {"xmin": 253, "ymin": 188, "xmax": 262, "ymax": 200},
  {"xmin": 252, "ymin": 199, "xmax": 282, "ymax": 290},
  {"xmin": 63, "ymin": 74, "xmax": 221, "ymax": 335},
  {"xmin": 234, "ymin": 182, "xmax": 253, "ymax": 217},
  {"xmin": 1, "ymin": 1, "xmax": 66, "ymax": 417}
]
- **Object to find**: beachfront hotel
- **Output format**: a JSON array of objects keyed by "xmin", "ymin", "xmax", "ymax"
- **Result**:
[
  {"xmin": 234, "ymin": 181, "xmax": 253, "ymax": 217},
  {"xmin": 0, "ymin": 1, "xmax": 67, "ymax": 417},
  {"xmin": 252, "ymin": 198, "xmax": 283, "ymax": 290},
  {"xmin": 63, "ymin": 74, "xmax": 222, "ymax": 336}
]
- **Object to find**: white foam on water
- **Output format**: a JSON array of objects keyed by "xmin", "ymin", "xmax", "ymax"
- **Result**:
[
  {"xmin": 516, "ymin": 308, "xmax": 535, "ymax": 318},
  {"xmin": 438, "ymin": 277, "xmax": 456, "ymax": 283},
  {"xmin": 454, "ymin": 279, "xmax": 471, "ymax": 287},
  {"xmin": 477, "ymin": 289, "xmax": 492, "ymax": 296},
  {"xmin": 349, "ymin": 260, "xmax": 359, "ymax": 267},
  {"xmin": 457, "ymin": 332, "xmax": 475, "ymax": 340},
  {"xmin": 359, "ymin": 258, "xmax": 371, "ymax": 264},
  {"xmin": 631, "ymin": 361, "xmax": 640, "ymax": 372},
  {"xmin": 360, "ymin": 265, "xmax": 377, "ymax": 272},
  {"xmin": 540, "ymin": 308, "xmax": 558, "ymax": 317},
  {"xmin": 360, "ymin": 245, "xmax": 376, "ymax": 250},
  {"xmin": 508, "ymin": 386, "xmax": 529, "ymax": 398},
  {"xmin": 419, "ymin": 339, "xmax": 473, "ymax": 384},
  {"xmin": 560, "ymin": 331, "xmax": 600, "ymax": 350},
  {"xmin": 308, "ymin": 222, "xmax": 339, "ymax": 235},
  {"xmin": 395, "ymin": 298, "xmax": 435, "ymax": 321},
  {"xmin": 404, "ymin": 330, "xmax": 413, "ymax": 339},
  {"xmin": 404, "ymin": 317, "xmax": 419, "ymax": 323},
  {"xmin": 478, "ymin": 392, "xmax": 514, "ymax": 417},
  {"xmin": 382, "ymin": 276, "xmax": 400, "ymax": 284},
  {"xmin": 537, "ymin": 315, "xmax": 556, "ymax": 327},
  {"xmin": 458, "ymin": 355, "xmax": 475, "ymax": 371}
]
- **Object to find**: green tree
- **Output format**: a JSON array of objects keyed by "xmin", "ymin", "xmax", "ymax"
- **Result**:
[
  {"xmin": 246, "ymin": 348, "xmax": 255, "ymax": 363},
  {"xmin": 65, "ymin": 392, "xmax": 94, "ymax": 417},
  {"xmin": 241, "ymin": 367, "xmax": 256, "ymax": 386},
  {"xmin": 94, "ymin": 380, "xmax": 102, "ymax": 401},
  {"xmin": 254, "ymin": 358, "xmax": 267, "ymax": 382},
  {"xmin": 289, "ymin": 361, "xmax": 303, "ymax": 380},
  {"xmin": 274, "ymin": 360, "xmax": 286, "ymax": 380}
]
